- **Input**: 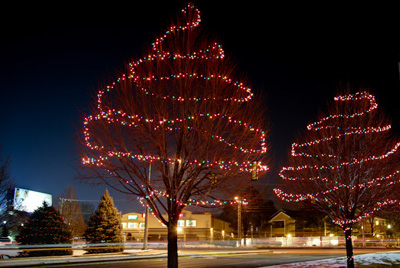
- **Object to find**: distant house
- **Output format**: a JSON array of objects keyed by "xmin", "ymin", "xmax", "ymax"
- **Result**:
[
  {"xmin": 268, "ymin": 210, "xmax": 296, "ymax": 237},
  {"xmin": 353, "ymin": 216, "xmax": 389, "ymax": 238},
  {"xmin": 121, "ymin": 209, "xmax": 232, "ymax": 242},
  {"xmin": 268, "ymin": 209, "xmax": 394, "ymax": 239},
  {"xmin": 268, "ymin": 209, "xmax": 336, "ymax": 237}
]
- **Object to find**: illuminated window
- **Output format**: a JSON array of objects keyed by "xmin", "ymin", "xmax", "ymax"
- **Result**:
[
  {"xmin": 122, "ymin": 222, "xmax": 127, "ymax": 229},
  {"xmin": 128, "ymin": 215, "xmax": 138, "ymax": 220},
  {"xmin": 128, "ymin": 222, "xmax": 138, "ymax": 229},
  {"xmin": 139, "ymin": 223, "xmax": 145, "ymax": 228},
  {"xmin": 177, "ymin": 220, "xmax": 185, "ymax": 227},
  {"xmin": 186, "ymin": 220, "xmax": 196, "ymax": 227}
]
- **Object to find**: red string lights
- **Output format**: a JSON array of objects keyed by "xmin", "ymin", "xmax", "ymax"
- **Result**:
[
  {"xmin": 274, "ymin": 91, "xmax": 400, "ymax": 227},
  {"xmin": 82, "ymin": 3, "xmax": 268, "ymax": 176}
]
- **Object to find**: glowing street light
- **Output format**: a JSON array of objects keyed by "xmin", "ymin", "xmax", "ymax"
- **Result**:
[{"xmin": 235, "ymin": 196, "xmax": 242, "ymax": 242}]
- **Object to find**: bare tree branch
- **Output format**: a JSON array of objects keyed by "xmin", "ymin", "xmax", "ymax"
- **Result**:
[
  {"xmin": 77, "ymin": 4, "xmax": 269, "ymax": 268},
  {"xmin": 275, "ymin": 90, "xmax": 400, "ymax": 268}
]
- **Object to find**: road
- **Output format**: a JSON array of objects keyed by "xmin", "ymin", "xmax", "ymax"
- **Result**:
[{"xmin": 32, "ymin": 248, "xmax": 395, "ymax": 268}]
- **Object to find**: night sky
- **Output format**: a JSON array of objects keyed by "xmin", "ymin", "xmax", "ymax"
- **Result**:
[{"xmin": 1, "ymin": 1, "xmax": 399, "ymax": 214}]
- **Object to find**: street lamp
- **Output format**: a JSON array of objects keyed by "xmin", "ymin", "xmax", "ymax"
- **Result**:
[
  {"xmin": 143, "ymin": 163, "xmax": 151, "ymax": 250},
  {"xmin": 234, "ymin": 196, "xmax": 242, "ymax": 243}
]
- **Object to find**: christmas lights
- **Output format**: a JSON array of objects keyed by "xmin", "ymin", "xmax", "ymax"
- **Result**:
[
  {"xmin": 82, "ymin": 3, "xmax": 268, "ymax": 176},
  {"xmin": 136, "ymin": 188, "xmax": 248, "ymax": 208},
  {"xmin": 136, "ymin": 194, "xmax": 248, "ymax": 226},
  {"xmin": 274, "ymin": 91, "xmax": 400, "ymax": 227},
  {"xmin": 80, "ymin": 4, "xmax": 268, "ymax": 267}
]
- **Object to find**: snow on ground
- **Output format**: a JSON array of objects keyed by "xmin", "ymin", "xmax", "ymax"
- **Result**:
[
  {"xmin": 358, "ymin": 252, "xmax": 400, "ymax": 266},
  {"xmin": 264, "ymin": 252, "xmax": 400, "ymax": 268}
]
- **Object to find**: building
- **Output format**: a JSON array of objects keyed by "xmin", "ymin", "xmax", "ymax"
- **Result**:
[
  {"xmin": 121, "ymin": 210, "xmax": 232, "ymax": 242},
  {"xmin": 268, "ymin": 209, "xmax": 391, "ymax": 239},
  {"xmin": 268, "ymin": 210, "xmax": 296, "ymax": 237},
  {"xmin": 268, "ymin": 209, "xmax": 340, "ymax": 237},
  {"xmin": 355, "ymin": 217, "xmax": 390, "ymax": 238}
]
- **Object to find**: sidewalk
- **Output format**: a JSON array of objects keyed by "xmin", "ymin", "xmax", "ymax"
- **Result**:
[
  {"xmin": 0, "ymin": 249, "xmax": 167, "ymax": 267},
  {"xmin": 0, "ymin": 248, "xmax": 263, "ymax": 267},
  {"xmin": 2, "ymin": 248, "xmax": 399, "ymax": 267}
]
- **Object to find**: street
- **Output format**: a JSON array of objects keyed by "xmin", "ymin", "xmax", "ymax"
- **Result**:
[{"xmin": 23, "ymin": 248, "xmax": 395, "ymax": 268}]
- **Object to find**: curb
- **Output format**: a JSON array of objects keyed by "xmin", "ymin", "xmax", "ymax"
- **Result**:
[
  {"xmin": 0, "ymin": 250, "xmax": 167, "ymax": 267},
  {"xmin": 0, "ymin": 249, "xmax": 266, "ymax": 267}
]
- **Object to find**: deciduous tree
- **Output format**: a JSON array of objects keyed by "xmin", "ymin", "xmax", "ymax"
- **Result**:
[
  {"xmin": 55, "ymin": 185, "xmax": 86, "ymax": 238},
  {"xmin": 217, "ymin": 185, "xmax": 276, "ymax": 238},
  {"xmin": 0, "ymin": 153, "xmax": 14, "ymax": 213},
  {"xmin": 275, "ymin": 91, "xmax": 400, "ymax": 268},
  {"xmin": 79, "ymin": 4, "xmax": 268, "ymax": 267},
  {"xmin": 0, "ymin": 153, "xmax": 19, "ymax": 238}
]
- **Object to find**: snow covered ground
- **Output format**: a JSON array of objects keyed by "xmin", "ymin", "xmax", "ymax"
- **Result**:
[{"xmin": 264, "ymin": 251, "xmax": 400, "ymax": 267}]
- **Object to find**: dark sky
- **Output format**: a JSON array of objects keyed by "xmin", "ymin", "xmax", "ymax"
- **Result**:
[{"xmin": 1, "ymin": 1, "xmax": 399, "ymax": 214}]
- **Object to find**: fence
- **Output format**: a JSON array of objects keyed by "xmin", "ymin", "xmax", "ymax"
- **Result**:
[
  {"xmin": 1, "ymin": 236, "xmax": 400, "ymax": 254},
  {"xmin": 251, "ymin": 236, "xmax": 400, "ymax": 248}
]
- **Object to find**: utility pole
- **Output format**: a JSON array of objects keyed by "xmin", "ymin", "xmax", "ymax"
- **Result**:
[
  {"xmin": 235, "ymin": 196, "xmax": 242, "ymax": 244},
  {"xmin": 362, "ymin": 219, "xmax": 366, "ymax": 247},
  {"xmin": 143, "ymin": 163, "xmax": 151, "ymax": 250}
]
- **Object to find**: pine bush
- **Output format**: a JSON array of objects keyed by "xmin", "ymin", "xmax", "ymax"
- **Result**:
[
  {"xmin": 17, "ymin": 202, "xmax": 72, "ymax": 256},
  {"xmin": 84, "ymin": 189, "xmax": 124, "ymax": 253}
]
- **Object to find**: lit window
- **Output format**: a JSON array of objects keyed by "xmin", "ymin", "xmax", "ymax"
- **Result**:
[
  {"xmin": 128, "ymin": 222, "xmax": 138, "ymax": 228},
  {"xmin": 139, "ymin": 223, "xmax": 145, "ymax": 228},
  {"xmin": 177, "ymin": 220, "xmax": 185, "ymax": 227},
  {"xmin": 122, "ymin": 222, "xmax": 127, "ymax": 229},
  {"xmin": 186, "ymin": 220, "xmax": 196, "ymax": 227},
  {"xmin": 128, "ymin": 215, "xmax": 138, "ymax": 220}
]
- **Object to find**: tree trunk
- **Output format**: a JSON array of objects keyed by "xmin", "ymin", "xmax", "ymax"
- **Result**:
[
  {"xmin": 167, "ymin": 217, "xmax": 178, "ymax": 268},
  {"xmin": 344, "ymin": 227, "xmax": 355, "ymax": 268}
]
